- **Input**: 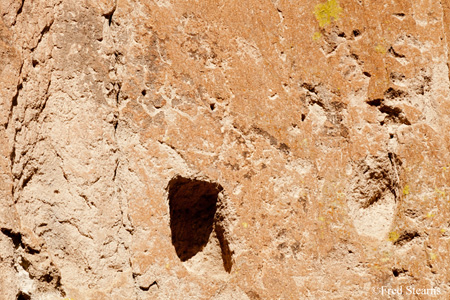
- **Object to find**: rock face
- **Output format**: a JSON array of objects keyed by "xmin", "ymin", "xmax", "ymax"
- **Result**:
[{"xmin": 1, "ymin": 0, "xmax": 450, "ymax": 299}]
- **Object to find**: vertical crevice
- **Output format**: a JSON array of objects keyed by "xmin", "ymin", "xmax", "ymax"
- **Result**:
[
  {"xmin": 7, "ymin": 81, "xmax": 22, "ymax": 131},
  {"xmin": 115, "ymin": 82, "xmax": 121, "ymax": 105},
  {"xmin": 112, "ymin": 160, "xmax": 119, "ymax": 181},
  {"xmin": 104, "ymin": 4, "xmax": 116, "ymax": 27},
  {"xmin": 12, "ymin": 0, "xmax": 25, "ymax": 26},
  {"xmin": 214, "ymin": 224, "xmax": 233, "ymax": 273},
  {"xmin": 388, "ymin": 152, "xmax": 402, "ymax": 199},
  {"xmin": 7, "ymin": 62, "xmax": 24, "ymax": 206},
  {"xmin": 17, "ymin": 0, "xmax": 24, "ymax": 16}
]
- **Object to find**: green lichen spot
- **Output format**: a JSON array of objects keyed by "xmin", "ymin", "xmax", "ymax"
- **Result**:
[
  {"xmin": 314, "ymin": 0, "xmax": 343, "ymax": 28},
  {"xmin": 435, "ymin": 187, "xmax": 446, "ymax": 197}
]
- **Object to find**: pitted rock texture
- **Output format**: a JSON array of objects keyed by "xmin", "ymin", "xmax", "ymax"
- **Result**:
[{"xmin": 1, "ymin": 0, "xmax": 450, "ymax": 299}]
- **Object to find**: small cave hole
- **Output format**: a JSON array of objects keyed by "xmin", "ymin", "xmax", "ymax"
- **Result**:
[
  {"xmin": 141, "ymin": 90, "xmax": 147, "ymax": 96},
  {"xmin": 352, "ymin": 29, "xmax": 361, "ymax": 37},
  {"xmin": 392, "ymin": 267, "xmax": 407, "ymax": 277},
  {"xmin": 394, "ymin": 231, "xmax": 420, "ymax": 246},
  {"xmin": 363, "ymin": 71, "xmax": 372, "ymax": 78},
  {"xmin": 42, "ymin": 274, "xmax": 54, "ymax": 283},
  {"xmin": 16, "ymin": 292, "xmax": 31, "ymax": 300},
  {"xmin": 301, "ymin": 114, "xmax": 306, "ymax": 122},
  {"xmin": 167, "ymin": 176, "xmax": 233, "ymax": 272},
  {"xmin": 210, "ymin": 103, "xmax": 215, "ymax": 111},
  {"xmin": 393, "ymin": 13, "xmax": 405, "ymax": 18},
  {"xmin": 366, "ymin": 98, "xmax": 382, "ymax": 107},
  {"xmin": 1, "ymin": 228, "xmax": 23, "ymax": 249}
]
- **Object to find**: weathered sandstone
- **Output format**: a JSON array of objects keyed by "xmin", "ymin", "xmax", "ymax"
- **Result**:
[{"xmin": 1, "ymin": 0, "xmax": 450, "ymax": 299}]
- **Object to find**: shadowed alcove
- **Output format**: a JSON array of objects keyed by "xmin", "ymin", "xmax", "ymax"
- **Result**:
[{"xmin": 167, "ymin": 176, "xmax": 233, "ymax": 273}]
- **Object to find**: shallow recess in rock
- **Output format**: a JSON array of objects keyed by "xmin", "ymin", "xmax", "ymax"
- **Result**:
[
  {"xmin": 347, "ymin": 154, "xmax": 401, "ymax": 239},
  {"xmin": 167, "ymin": 176, "xmax": 232, "ymax": 272}
]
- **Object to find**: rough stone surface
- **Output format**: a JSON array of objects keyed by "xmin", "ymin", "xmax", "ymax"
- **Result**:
[{"xmin": 1, "ymin": 0, "xmax": 450, "ymax": 299}]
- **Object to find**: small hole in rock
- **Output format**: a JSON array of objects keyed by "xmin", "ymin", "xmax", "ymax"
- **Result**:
[
  {"xmin": 301, "ymin": 114, "xmax": 306, "ymax": 122},
  {"xmin": 366, "ymin": 98, "xmax": 382, "ymax": 107},
  {"xmin": 363, "ymin": 71, "xmax": 371, "ymax": 77},
  {"xmin": 352, "ymin": 29, "xmax": 361, "ymax": 37},
  {"xmin": 17, "ymin": 292, "xmax": 31, "ymax": 300},
  {"xmin": 210, "ymin": 103, "xmax": 215, "ymax": 111},
  {"xmin": 351, "ymin": 53, "xmax": 359, "ymax": 60},
  {"xmin": 141, "ymin": 90, "xmax": 146, "ymax": 96},
  {"xmin": 1, "ymin": 228, "xmax": 23, "ymax": 249}
]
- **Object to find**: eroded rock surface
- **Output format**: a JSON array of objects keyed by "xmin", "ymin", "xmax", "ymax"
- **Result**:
[{"xmin": 1, "ymin": 0, "xmax": 450, "ymax": 299}]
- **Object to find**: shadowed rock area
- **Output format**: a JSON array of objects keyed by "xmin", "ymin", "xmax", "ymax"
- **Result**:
[{"xmin": 167, "ymin": 176, "xmax": 222, "ymax": 261}]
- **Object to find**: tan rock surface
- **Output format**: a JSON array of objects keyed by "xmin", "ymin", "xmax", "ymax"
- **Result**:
[{"xmin": 1, "ymin": 0, "xmax": 450, "ymax": 299}]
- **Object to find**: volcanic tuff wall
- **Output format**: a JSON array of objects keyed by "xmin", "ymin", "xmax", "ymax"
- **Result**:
[{"xmin": 1, "ymin": 0, "xmax": 450, "ymax": 299}]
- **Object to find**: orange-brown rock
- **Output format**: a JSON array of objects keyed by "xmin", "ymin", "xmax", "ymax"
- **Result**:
[{"xmin": 1, "ymin": 0, "xmax": 450, "ymax": 299}]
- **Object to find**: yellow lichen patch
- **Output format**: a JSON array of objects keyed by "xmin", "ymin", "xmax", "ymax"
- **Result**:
[
  {"xmin": 314, "ymin": 0, "xmax": 343, "ymax": 28},
  {"xmin": 435, "ymin": 187, "xmax": 446, "ymax": 197},
  {"xmin": 312, "ymin": 31, "xmax": 322, "ymax": 41},
  {"xmin": 375, "ymin": 44, "xmax": 387, "ymax": 54},
  {"xmin": 440, "ymin": 228, "xmax": 446, "ymax": 233},
  {"xmin": 242, "ymin": 222, "xmax": 248, "ymax": 228},
  {"xmin": 388, "ymin": 231, "xmax": 399, "ymax": 243},
  {"xmin": 426, "ymin": 211, "xmax": 435, "ymax": 218},
  {"xmin": 429, "ymin": 252, "xmax": 437, "ymax": 260},
  {"xmin": 402, "ymin": 184, "xmax": 410, "ymax": 195}
]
